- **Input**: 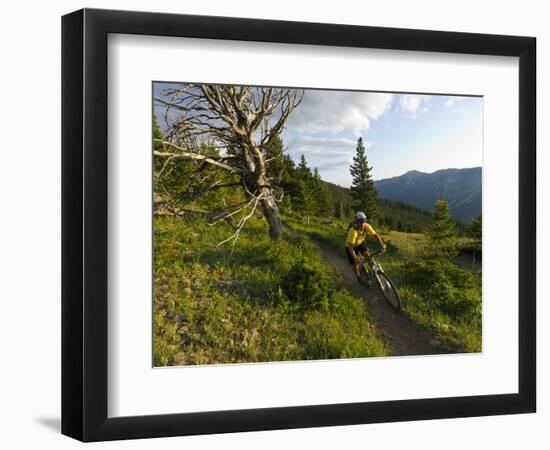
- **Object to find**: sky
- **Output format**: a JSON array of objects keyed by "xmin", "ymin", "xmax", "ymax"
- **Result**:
[
  {"xmin": 154, "ymin": 83, "xmax": 483, "ymax": 187},
  {"xmin": 282, "ymin": 90, "xmax": 483, "ymax": 186}
]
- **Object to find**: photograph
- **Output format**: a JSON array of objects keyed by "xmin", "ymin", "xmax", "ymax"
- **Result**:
[{"xmin": 152, "ymin": 82, "xmax": 483, "ymax": 366}]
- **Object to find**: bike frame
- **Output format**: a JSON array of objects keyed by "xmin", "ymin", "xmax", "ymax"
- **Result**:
[{"xmin": 359, "ymin": 249, "xmax": 386, "ymax": 276}]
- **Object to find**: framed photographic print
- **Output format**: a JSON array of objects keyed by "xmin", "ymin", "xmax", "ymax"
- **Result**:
[{"xmin": 61, "ymin": 8, "xmax": 536, "ymax": 442}]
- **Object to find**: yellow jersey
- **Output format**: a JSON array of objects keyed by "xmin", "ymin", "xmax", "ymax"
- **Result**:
[{"xmin": 346, "ymin": 222, "xmax": 376, "ymax": 247}]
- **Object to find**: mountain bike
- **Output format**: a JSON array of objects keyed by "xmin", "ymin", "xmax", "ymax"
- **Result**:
[{"xmin": 358, "ymin": 249, "xmax": 402, "ymax": 311}]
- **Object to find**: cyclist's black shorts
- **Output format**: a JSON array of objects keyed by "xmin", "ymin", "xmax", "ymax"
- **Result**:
[{"xmin": 346, "ymin": 241, "xmax": 369, "ymax": 264}]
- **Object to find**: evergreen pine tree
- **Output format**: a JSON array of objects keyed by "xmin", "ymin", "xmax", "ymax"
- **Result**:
[
  {"xmin": 311, "ymin": 167, "xmax": 333, "ymax": 216},
  {"xmin": 265, "ymin": 134, "xmax": 286, "ymax": 184},
  {"xmin": 467, "ymin": 215, "xmax": 482, "ymax": 242},
  {"xmin": 349, "ymin": 137, "xmax": 378, "ymax": 221},
  {"xmin": 426, "ymin": 198, "xmax": 458, "ymax": 258},
  {"xmin": 334, "ymin": 199, "xmax": 345, "ymax": 220},
  {"xmin": 467, "ymin": 215, "xmax": 482, "ymax": 256},
  {"xmin": 279, "ymin": 154, "xmax": 300, "ymax": 215},
  {"xmin": 297, "ymin": 154, "xmax": 311, "ymax": 179},
  {"xmin": 293, "ymin": 154, "xmax": 315, "ymax": 223}
]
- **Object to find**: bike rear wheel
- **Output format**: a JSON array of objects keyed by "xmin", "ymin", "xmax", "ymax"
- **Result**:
[{"xmin": 374, "ymin": 270, "xmax": 401, "ymax": 311}]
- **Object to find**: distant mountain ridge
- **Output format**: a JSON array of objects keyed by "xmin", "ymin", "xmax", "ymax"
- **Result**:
[
  {"xmin": 322, "ymin": 180, "xmax": 434, "ymax": 232},
  {"xmin": 374, "ymin": 167, "xmax": 482, "ymax": 221}
]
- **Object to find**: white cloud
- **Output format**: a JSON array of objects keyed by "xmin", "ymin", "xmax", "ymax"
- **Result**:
[
  {"xmin": 287, "ymin": 91, "xmax": 394, "ymax": 134},
  {"xmin": 399, "ymin": 94, "xmax": 431, "ymax": 118},
  {"xmin": 286, "ymin": 135, "xmax": 364, "ymax": 169},
  {"xmin": 291, "ymin": 135, "xmax": 358, "ymax": 154}
]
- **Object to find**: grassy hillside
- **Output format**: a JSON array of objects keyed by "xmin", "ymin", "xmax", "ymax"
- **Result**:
[
  {"xmin": 153, "ymin": 215, "xmax": 387, "ymax": 366},
  {"xmin": 154, "ymin": 208, "xmax": 481, "ymax": 365},
  {"xmin": 283, "ymin": 217, "xmax": 482, "ymax": 353}
]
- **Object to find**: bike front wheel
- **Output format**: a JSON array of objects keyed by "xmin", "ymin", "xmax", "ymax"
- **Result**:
[{"xmin": 374, "ymin": 270, "xmax": 401, "ymax": 311}]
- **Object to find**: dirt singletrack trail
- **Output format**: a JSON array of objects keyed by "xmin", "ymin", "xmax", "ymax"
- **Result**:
[{"xmin": 311, "ymin": 235, "xmax": 442, "ymax": 356}]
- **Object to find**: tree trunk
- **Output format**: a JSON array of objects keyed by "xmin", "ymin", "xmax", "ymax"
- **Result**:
[{"xmin": 260, "ymin": 190, "xmax": 283, "ymax": 239}]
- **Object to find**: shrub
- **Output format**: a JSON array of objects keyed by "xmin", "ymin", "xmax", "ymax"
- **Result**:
[
  {"xmin": 280, "ymin": 258, "xmax": 333, "ymax": 311},
  {"xmin": 401, "ymin": 258, "xmax": 480, "ymax": 320}
]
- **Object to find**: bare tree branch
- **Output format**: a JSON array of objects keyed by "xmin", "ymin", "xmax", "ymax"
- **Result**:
[
  {"xmin": 154, "ymin": 83, "xmax": 304, "ymax": 241},
  {"xmin": 216, "ymin": 194, "xmax": 262, "ymax": 254},
  {"xmin": 154, "ymin": 140, "xmax": 245, "ymax": 174}
]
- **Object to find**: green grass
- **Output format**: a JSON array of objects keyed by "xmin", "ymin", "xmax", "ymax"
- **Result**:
[
  {"xmin": 380, "ymin": 230, "xmax": 427, "ymax": 258},
  {"xmin": 282, "ymin": 217, "xmax": 482, "ymax": 353},
  {"xmin": 153, "ymin": 215, "xmax": 387, "ymax": 366},
  {"xmin": 284, "ymin": 215, "xmax": 348, "ymax": 255}
]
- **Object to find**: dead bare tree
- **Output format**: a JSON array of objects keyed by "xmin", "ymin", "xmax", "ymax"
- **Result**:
[{"xmin": 154, "ymin": 84, "xmax": 303, "ymax": 241}]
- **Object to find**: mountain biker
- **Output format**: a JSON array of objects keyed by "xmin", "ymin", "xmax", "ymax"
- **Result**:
[{"xmin": 346, "ymin": 211, "xmax": 387, "ymax": 285}]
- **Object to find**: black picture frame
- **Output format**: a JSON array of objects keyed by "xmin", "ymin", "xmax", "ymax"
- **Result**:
[{"xmin": 62, "ymin": 8, "xmax": 536, "ymax": 442}]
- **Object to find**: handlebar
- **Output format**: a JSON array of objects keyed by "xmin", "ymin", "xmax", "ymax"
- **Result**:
[{"xmin": 358, "ymin": 248, "xmax": 386, "ymax": 261}]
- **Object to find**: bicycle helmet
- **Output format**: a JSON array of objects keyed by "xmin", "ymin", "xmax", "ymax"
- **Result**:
[{"xmin": 354, "ymin": 211, "xmax": 367, "ymax": 223}]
